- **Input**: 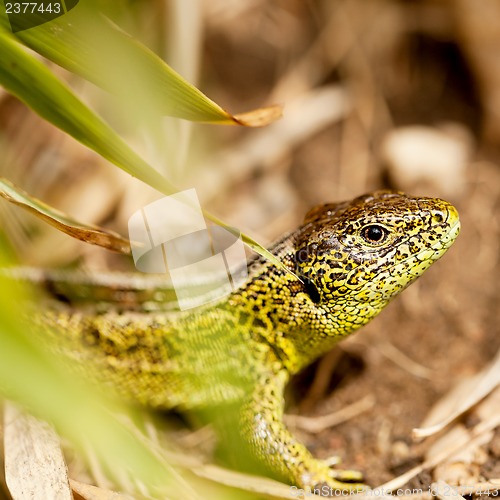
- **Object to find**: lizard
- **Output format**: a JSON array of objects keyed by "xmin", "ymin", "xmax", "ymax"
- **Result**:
[{"xmin": 26, "ymin": 190, "xmax": 460, "ymax": 493}]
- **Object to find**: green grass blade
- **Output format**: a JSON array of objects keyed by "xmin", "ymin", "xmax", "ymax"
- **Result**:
[
  {"xmin": 10, "ymin": 1, "xmax": 281, "ymax": 126},
  {"xmin": 0, "ymin": 23, "xmax": 293, "ymax": 277},
  {"xmin": 0, "ymin": 28, "xmax": 176, "ymax": 194}
]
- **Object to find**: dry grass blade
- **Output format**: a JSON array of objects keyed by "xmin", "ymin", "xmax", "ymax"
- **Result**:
[
  {"xmin": 285, "ymin": 395, "xmax": 375, "ymax": 434},
  {"xmin": 70, "ymin": 479, "xmax": 134, "ymax": 500},
  {"xmin": 378, "ymin": 412, "xmax": 500, "ymax": 492},
  {"xmin": 190, "ymin": 464, "xmax": 323, "ymax": 499},
  {"xmin": 111, "ymin": 414, "xmax": 322, "ymax": 498},
  {"xmin": 377, "ymin": 341, "xmax": 434, "ymax": 380},
  {"xmin": 4, "ymin": 403, "xmax": 73, "ymax": 500},
  {"xmin": 413, "ymin": 348, "xmax": 500, "ymax": 439},
  {"xmin": 299, "ymin": 349, "xmax": 343, "ymax": 412},
  {"xmin": 0, "ymin": 178, "xmax": 132, "ymax": 254}
]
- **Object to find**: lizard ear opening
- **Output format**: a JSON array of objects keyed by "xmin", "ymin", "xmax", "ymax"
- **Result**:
[{"xmin": 302, "ymin": 277, "xmax": 321, "ymax": 304}]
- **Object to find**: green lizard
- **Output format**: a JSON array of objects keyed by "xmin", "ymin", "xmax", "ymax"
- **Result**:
[{"xmin": 29, "ymin": 190, "xmax": 459, "ymax": 493}]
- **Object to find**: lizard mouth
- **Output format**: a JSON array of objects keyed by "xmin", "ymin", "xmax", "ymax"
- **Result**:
[
  {"xmin": 428, "ymin": 207, "xmax": 461, "ymax": 253},
  {"xmin": 403, "ymin": 215, "xmax": 460, "ymax": 268},
  {"xmin": 404, "ymin": 203, "xmax": 461, "ymax": 264}
]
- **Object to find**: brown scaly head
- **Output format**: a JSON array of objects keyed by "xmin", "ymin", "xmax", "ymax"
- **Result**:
[{"xmin": 282, "ymin": 191, "xmax": 460, "ymax": 363}]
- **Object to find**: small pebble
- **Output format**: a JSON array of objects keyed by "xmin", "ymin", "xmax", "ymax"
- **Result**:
[{"xmin": 381, "ymin": 124, "xmax": 473, "ymax": 198}]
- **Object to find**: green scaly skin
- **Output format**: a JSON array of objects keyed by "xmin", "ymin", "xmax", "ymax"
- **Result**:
[{"xmin": 33, "ymin": 191, "xmax": 460, "ymax": 493}]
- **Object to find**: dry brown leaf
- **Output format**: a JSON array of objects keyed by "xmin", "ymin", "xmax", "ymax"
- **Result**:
[
  {"xmin": 232, "ymin": 104, "xmax": 283, "ymax": 127},
  {"xmin": 285, "ymin": 395, "xmax": 375, "ymax": 434}
]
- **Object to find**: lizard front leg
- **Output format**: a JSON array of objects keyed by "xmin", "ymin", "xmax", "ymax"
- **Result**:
[{"xmin": 234, "ymin": 368, "xmax": 366, "ymax": 494}]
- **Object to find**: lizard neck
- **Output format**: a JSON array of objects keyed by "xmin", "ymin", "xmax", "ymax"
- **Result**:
[{"xmin": 226, "ymin": 234, "xmax": 381, "ymax": 375}]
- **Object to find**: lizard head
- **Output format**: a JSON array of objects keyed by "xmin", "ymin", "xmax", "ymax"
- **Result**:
[{"xmin": 294, "ymin": 191, "xmax": 460, "ymax": 328}]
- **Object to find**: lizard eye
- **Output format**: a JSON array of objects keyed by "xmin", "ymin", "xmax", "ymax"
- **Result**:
[{"xmin": 361, "ymin": 224, "xmax": 388, "ymax": 245}]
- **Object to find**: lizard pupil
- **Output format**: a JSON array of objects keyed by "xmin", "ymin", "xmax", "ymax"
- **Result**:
[{"xmin": 362, "ymin": 225, "xmax": 387, "ymax": 244}]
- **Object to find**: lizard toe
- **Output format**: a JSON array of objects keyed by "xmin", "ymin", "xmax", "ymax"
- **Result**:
[{"xmin": 329, "ymin": 467, "xmax": 365, "ymax": 482}]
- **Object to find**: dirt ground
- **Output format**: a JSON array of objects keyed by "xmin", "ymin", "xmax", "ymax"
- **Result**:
[{"xmin": 1, "ymin": 0, "xmax": 500, "ymax": 497}]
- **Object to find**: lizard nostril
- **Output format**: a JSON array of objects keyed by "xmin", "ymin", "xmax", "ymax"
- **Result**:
[{"xmin": 431, "ymin": 211, "xmax": 445, "ymax": 224}]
